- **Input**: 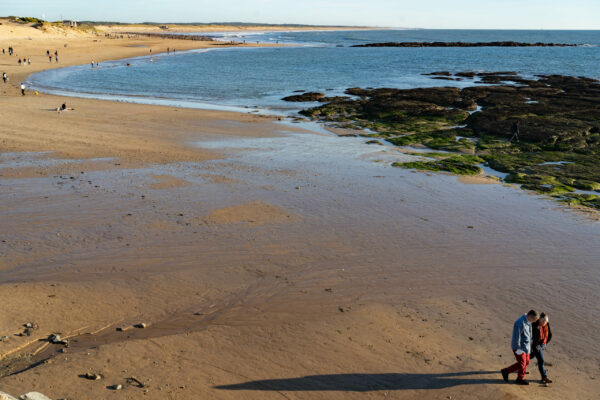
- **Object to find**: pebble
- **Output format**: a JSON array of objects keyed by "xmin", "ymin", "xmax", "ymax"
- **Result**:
[
  {"xmin": 84, "ymin": 372, "xmax": 102, "ymax": 380},
  {"xmin": 134, "ymin": 323, "xmax": 147, "ymax": 329},
  {"xmin": 0, "ymin": 391, "xmax": 18, "ymax": 400},
  {"xmin": 19, "ymin": 393, "xmax": 52, "ymax": 400},
  {"xmin": 0, "ymin": 336, "xmax": 8, "ymax": 342},
  {"xmin": 108, "ymin": 384, "xmax": 122, "ymax": 391}
]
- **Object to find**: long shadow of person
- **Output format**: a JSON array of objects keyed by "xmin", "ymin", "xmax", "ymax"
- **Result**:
[{"xmin": 215, "ymin": 371, "xmax": 501, "ymax": 392}]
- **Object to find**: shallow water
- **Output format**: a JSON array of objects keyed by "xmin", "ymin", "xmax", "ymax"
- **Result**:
[{"xmin": 27, "ymin": 30, "xmax": 600, "ymax": 113}]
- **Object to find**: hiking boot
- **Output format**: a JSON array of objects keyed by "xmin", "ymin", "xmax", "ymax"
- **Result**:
[
  {"xmin": 501, "ymin": 369, "xmax": 509, "ymax": 382},
  {"xmin": 516, "ymin": 379, "xmax": 529, "ymax": 385},
  {"xmin": 542, "ymin": 377, "xmax": 553, "ymax": 384}
]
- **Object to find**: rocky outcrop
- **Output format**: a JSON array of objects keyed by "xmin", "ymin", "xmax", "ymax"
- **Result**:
[
  {"xmin": 352, "ymin": 41, "xmax": 577, "ymax": 48},
  {"xmin": 282, "ymin": 92, "xmax": 325, "ymax": 102},
  {"xmin": 298, "ymin": 73, "xmax": 600, "ymax": 206}
]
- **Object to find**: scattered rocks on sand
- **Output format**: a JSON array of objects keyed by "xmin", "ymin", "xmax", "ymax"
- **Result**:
[
  {"xmin": 18, "ymin": 323, "xmax": 38, "ymax": 337},
  {"xmin": 0, "ymin": 336, "xmax": 8, "ymax": 342},
  {"xmin": 282, "ymin": 92, "xmax": 325, "ymax": 102}
]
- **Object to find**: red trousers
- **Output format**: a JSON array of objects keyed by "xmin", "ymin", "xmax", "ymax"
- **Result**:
[{"xmin": 505, "ymin": 350, "xmax": 530, "ymax": 379}]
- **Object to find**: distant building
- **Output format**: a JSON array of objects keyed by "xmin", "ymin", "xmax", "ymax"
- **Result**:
[{"xmin": 63, "ymin": 20, "xmax": 78, "ymax": 27}]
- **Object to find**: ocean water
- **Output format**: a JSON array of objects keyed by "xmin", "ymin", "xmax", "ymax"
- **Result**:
[{"xmin": 27, "ymin": 30, "xmax": 600, "ymax": 114}]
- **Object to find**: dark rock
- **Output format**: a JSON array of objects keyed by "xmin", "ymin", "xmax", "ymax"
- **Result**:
[
  {"xmin": 83, "ymin": 372, "xmax": 102, "ymax": 380},
  {"xmin": 423, "ymin": 71, "xmax": 452, "ymax": 76},
  {"xmin": 352, "ymin": 41, "xmax": 577, "ymax": 48},
  {"xmin": 282, "ymin": 92, "xmax": 325, "ymax": 102}
]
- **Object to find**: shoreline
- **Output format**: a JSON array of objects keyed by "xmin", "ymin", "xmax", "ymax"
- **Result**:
[{"xmin": 1, "ymin": 21, "xmax": 599, "ymax": 400}]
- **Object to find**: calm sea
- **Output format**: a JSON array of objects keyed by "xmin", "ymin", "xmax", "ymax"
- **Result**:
[{"xmin": 27, "ymin": 30, "xmax": 600, "ymax": 114}]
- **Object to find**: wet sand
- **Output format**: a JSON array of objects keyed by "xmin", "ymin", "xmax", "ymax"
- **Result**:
[{"xmin": 1, "ymin": 22, "xmax": 600, "ymax": 400}]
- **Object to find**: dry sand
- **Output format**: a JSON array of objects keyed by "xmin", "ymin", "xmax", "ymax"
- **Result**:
[{"xmin": 1, "ymin": 20, "xmax": 599, "ymax": 400}]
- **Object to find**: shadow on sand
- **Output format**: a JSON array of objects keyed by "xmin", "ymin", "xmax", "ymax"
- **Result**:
[{"xmin": 215, "ymin": 371, "xmax": 502, "ymax": 392}]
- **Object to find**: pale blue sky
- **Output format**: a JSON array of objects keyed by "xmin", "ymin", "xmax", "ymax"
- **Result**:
[{"xmin": 4, "ymin": 0, "xmax": 600, "ymax": 29}]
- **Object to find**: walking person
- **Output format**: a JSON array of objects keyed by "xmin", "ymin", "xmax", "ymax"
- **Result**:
[
  {"xmin": 501, "ymin": 310, "xmax": 539, "ymax": 385},
  {"xmin": 2, "ymin": 72, "xmax": 7, "ymax": 84},
  {"xmin": 510, "ymin": 120, "xmax": 521, "ymax": 143},
  {"xmin": 20, "ymin": 83, "xmax": 26, "ymax": 96},
  {"xmin": 531, "ymin": 312, "xmax": 553, "ymax": 383}
]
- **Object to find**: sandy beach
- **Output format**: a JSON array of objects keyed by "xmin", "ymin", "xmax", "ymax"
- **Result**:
[{"xmin": 1, "ymin": 20, "xmax": 599, "ymax": 400}]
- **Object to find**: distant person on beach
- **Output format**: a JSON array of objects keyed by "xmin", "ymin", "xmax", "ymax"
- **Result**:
[
  {"xmin": 49, "ymin": 54, "xmax": 52, "ymax": 62},
  {"xmin": 2, "ymin": 72, "xmax": 7, "ymax": 83},
  {"xmin": 18, "ymin": 59, "xmax": 22, "ymax": 66},
  {"xmin": 28, "ymin": 58, "xmax": 31, "ymax": 65},
  {"xmin": 2, "ymin": 49, "xmax": 4, "ymax": 55},
  {"xmin": 46, "ymin": 50, "xmax": 50, "ymax": 57},
  {"xmin": 91, "ymin": 60, "xmax": 95, "ymax": 68},
  {"xmin": 531, "ymin": 312, "xmax": 553, "ymax": 383},
  {"xmin": 20, "ymin": 83, "xmax": 26, "ymax": 96},
  {"xmin": 501, "ymin": 310, "xmax": 539, "ymax": 385},
  {"xmin": 510, "ymin": 120, "xmax": 521, "ymax": 142}
]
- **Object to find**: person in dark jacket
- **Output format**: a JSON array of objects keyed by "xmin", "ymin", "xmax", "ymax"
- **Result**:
[
  {"xmin": 510, "ymin": 120, "xmax": 521, "ymax": 142},
  {"xmin": 531, "ymin": 312, "xmax": 553, "ymax": 383}
]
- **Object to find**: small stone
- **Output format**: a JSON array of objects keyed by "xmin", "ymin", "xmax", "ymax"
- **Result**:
[
  {"xmin": 84, "ymin": 372, "xmax": 102, "ymax": 380},
  {"xmin": 24, "ymin": 323, "xmax": 34, "ymax": 329},
  {"xmin": 1, "ymin": 391, "xmax": 18, "ymax": 400},
  {"xmin": 0, "ymin": 336, "xmax": 8, "ymax": 342},
  {"xmin": 108, "ymin": 384, "xmax": 122, "ymax": 391},
  {"xmin": 116, "ymin": 326, "xmax": 132, "ymax": 332},
  {"xmin": 48, "ymin": 333, "xmax": 68, "ymax": 345},
  {"xmin": 134, "ymin": 323, "xmax": 147, "ymax": 329},
  {"xmin": 19, "ymin": 393, "xmax": 52, "ymax": 400}
]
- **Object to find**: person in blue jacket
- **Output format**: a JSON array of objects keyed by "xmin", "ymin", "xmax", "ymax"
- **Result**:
[{"xmin": 501, "ymin": 309, "xmax": 539, "ymax": 385}]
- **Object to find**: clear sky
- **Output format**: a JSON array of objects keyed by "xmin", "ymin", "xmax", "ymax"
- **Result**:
[{"xmin": 4, "ymin": 0, "xmax": 600, "ymax": 29}]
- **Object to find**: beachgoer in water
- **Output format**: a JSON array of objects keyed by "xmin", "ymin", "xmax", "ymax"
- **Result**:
[
  {"xmin": 20, "ymin": 83, "xmax": 26, "ymax": 96},
  {"xmin": 501, "ymin": 310, "xmax": 538, "ymax": 385},
  {"xmin": 91, "ymin": 60, "xmax": 95, "ymax": 68},
  {"xmin": 531, "ymin": 313, "xmax": 553, "ymax": 383},
  {"xmin": 510, "ymin": 120, "xmax": 521, "ymax": 142},
  {"xmin": 2, "ymin": 72, "xmax": 7, "ymax": 83}
]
